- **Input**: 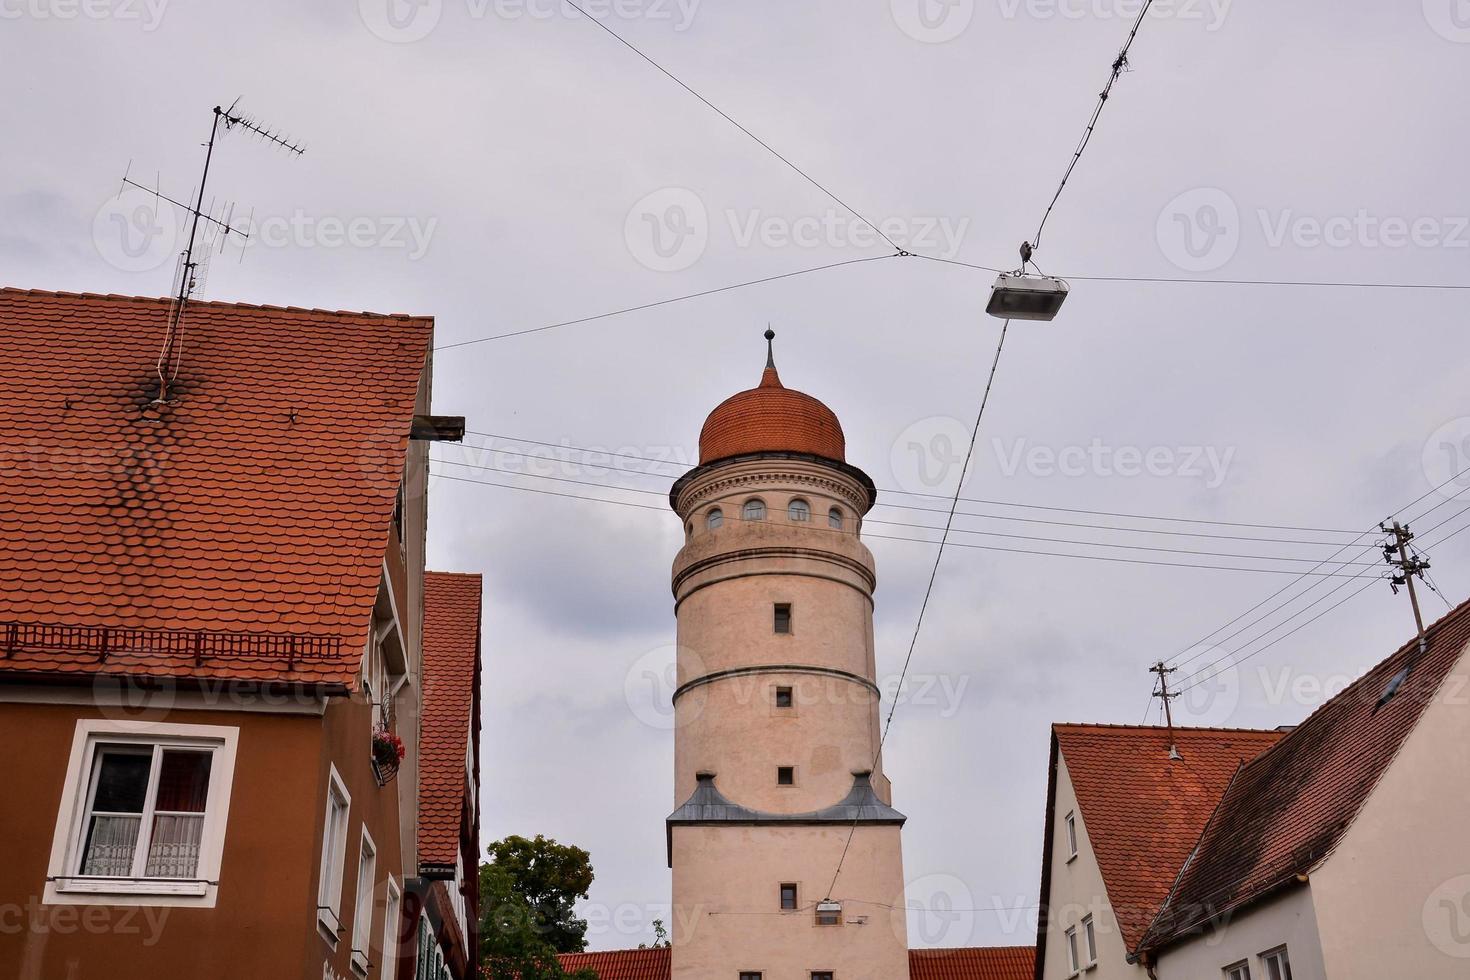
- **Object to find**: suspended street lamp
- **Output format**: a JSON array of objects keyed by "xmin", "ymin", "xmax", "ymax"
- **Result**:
[{"xmin": 986, "ymin": 242, "xmax": 1069, "ymax": 321}]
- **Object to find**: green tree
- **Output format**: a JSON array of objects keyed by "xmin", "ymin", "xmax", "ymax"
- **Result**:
[{"xmin": 479, "ymin": 834, "xmax": 597, "ymax": 980}]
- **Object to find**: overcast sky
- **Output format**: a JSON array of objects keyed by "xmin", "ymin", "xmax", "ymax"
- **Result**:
[{"xmin": 6, "ymin": 0, "xmax": 1470, "ymax": 953}]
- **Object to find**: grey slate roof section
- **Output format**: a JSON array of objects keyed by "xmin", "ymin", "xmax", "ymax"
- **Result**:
[{"xmin": 665, "ymin": 771, "xmax": 905, "ymax": 865}]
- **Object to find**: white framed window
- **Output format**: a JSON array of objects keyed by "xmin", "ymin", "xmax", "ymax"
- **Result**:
[
  {"xmin": 788, "ymin": 499, "xmax": 810, "ymax": 522},
  {"xmin": 383, "ymin": 877, "xmax": 402, "ymax": 975},
  {"xmin": 1260, "ymin": 947, "xmax": 1292, "ymax": 980},
  {"xmin": 44, "ymin": 720, "xmax": 238, "ymax": 908},
  {"xmin": 743, "ymin": 498, "xmax": 766, "ymax": 521},
  {"xmin": 1065, "ymin": 811, "xmax": 1078, "ymax": 860},
  {"xmin": 1082, "ymin": 914, "xmax": 1097, "ymax": 965},
  {"xmin": 351, "ymin": 826, "xmax": 377, "ymax": 974},
  {"xmin": 317, "ymin": 764, "xmax": 352, "ymax": 942},
  {"xmin": 364, "ymin": 628, "xmax": 388, "ymax": 729},
  {"xmin": 1065, "ymin": 925, "xmax": 1080, "ymax": 974},
  {"xmin": 1225, "ymin": 961, "xmax": 1252, "ymax": 980}
]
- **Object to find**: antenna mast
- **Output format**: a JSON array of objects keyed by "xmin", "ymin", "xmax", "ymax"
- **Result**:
[{"xmin": 125, "ymin": 99, "xmax": 305, "ymax": 405}]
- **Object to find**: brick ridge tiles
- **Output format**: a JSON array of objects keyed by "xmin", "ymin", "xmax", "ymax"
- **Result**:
[{"xmin": 0, "ymin": 286, "xmax": 432, "ymax": 322}]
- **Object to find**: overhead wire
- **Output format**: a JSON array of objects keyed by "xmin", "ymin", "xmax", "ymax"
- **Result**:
[
  {"xmin": 1171, "ymin": 497, "xmax": 1470, "ymax": 694},
  {"xmin": 429, "ymin": 455, "xmax": 1378, "ymax": 567},
  {"xmin": 433, "ymin": 255, "xmax": 899, "ymax": 351},
  {"xmin": 826, "ymin": 318, "xmax": 1012, "ymax": 901},
  {"xmin": 1164, "ymin": 463, "xmax": 1470, "ymax": 672},
  {"xmin": 1029, "ymin": 0, "xmax": 1157, "ymax": 253},
  {"xmin": 558, "ymin": 0, "xmax": 907, "ymax": 254},
  {"xmin": 457, "ymin": 429, "xmax": 1362, "ymax": 537}
]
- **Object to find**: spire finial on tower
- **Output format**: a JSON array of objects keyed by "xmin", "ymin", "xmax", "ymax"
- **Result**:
[{"xmin": 759, "ymin": 326, "xmax": 781, "ymax": 387}]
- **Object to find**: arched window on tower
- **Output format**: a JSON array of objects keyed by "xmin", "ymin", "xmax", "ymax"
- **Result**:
[
  {"xmin": 788, "ymin": 499, "xmax": 810, "ymax": 522},
  {"xmin": 706, "ymin": 508, "xmax": 723, "ymax": 530},
  {"xmin": 743, "ymin": 499, "xmax": 766, "ymax": 522},
  {"xmin": 828, "ymin": 507, "xmax": 844, "ymax": 530}
]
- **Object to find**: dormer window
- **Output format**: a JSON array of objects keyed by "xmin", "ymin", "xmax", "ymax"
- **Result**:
[
  {"xmin": 743, "ymin": 499, "xmax": 766, "ymax": 521},
  {"xmin": 788, "ymin": 499, "xmax": 810, "ymax": 522}
]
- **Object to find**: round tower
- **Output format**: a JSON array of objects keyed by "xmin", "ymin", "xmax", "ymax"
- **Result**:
[{"xmin": 666, "ymin": 331, "xmax": 908, "ymax": 980}]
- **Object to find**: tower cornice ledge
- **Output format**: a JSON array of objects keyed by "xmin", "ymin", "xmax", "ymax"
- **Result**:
[
  {"xmin": 664, "ymin": 771, "xmax": 905, "ymax": 867},
  {"xmin": 671, "ymin": 663, "xmax": 880, "ymax": 703},
  {"xmin": 669, "ymin": 451, "xmax": 878, "ymax": 515},
  {"xmin": 671, "ymin": 542, "xmax": 876, "ymax": 607}
]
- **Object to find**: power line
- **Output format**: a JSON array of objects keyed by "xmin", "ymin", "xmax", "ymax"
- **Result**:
[
  {"xmin": 915, "ymin": 254, "xmax": 1470, "ymax": 291},
  {"xmin": 1165, "ymin": 467, "xmax": 1470, "ymax": 674},
  {"xmin": 1029, "ymin": 0, "xmax": 1157, "ymax": 254},
  {"xmin": 431, "ymin": 255, "xmax": 1470, "ymax": 351},
  {"xmin": 1170, "ymin": 500, "xmax": 1470, "ymax": 694},
  {"xmin": 433, "ymin": 255, "xmax": 899, "ymax": 351},
  {"xmin": 430, "ymin": 455, "xmax": 1378, "ymax": 565},
  {"xmin": 429, "ymin": 464, "xmax": 1386, "ymax": 577},
  {"xmin": 559, "ymin": 0, "xmax": 906, "ymax": 254},
  {"xmin": 457, "ymin": 429, "xmax": 1362, "ymax": 536},
  {"xmin": 828, "ymin": 317, "xmax": 1012, "ymax": 901}
]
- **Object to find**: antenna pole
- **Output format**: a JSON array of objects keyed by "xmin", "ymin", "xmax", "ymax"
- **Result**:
[
  {"xmin": 1149, "ymin": 661, "xmax": 1180, "ymax": 759},
  {"xmin": 143, "ymin": 101, "xmax": 303, "ymax": 404},
  {"xmin": 177, "ymin": 107, "xmax": 224, "ymax": 309}
]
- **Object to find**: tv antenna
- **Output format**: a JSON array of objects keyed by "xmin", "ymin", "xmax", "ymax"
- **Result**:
[{"xmin": 118, "ymin": 99, "xmax": 306, "ymax": 404}]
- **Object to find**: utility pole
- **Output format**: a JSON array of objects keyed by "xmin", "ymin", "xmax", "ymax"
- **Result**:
[
  {"xmin": 1381, "ymin": 521, "xmax": 1430, "ymax": 657},
  {"xmin": 1149, "ymin": 661, "xmax": 1181, "ymax": 760}
]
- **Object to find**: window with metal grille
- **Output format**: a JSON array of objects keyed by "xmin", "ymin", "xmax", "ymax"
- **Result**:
[
  {"xmin": 780, "ymin": 883, "xmax": 798, "ymax": 909},
  {"xmin": 777, "ymin": 767, "xmax": 795, "ymax": 786}
]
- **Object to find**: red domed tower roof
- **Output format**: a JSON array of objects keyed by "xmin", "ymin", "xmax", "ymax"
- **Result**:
[{"xmin": 698, "ymin": 330, "xmax": 846, "ymax": 464}]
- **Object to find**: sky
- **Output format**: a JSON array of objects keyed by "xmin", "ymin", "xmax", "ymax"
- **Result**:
[{"xmin": 4, "ymin": 0, "xmax": 1470, "ymax": 954}]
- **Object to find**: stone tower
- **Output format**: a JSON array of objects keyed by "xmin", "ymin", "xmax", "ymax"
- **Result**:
[{"xmin": 666, "ymin": 331, "xmax": 909, "ymax": 980}]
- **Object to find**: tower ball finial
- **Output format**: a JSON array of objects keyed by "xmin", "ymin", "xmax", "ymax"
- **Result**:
[{"xmin": 764, "ymin": 327, "xmax": 776, "ymax": 369}]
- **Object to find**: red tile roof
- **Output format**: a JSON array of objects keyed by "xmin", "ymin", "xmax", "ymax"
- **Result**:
[
  {"xmin": 0, "ymin": 288, "xmax": 432, "ymax": 687},
  {"xmin": 557, "ymin": 948, "xmax": 670, "ymax": 979},
  {"xmin": 557, "ymin": 946, "xmax": 1035, "ymax": 980},
  {"xmin": 908, "ymin": 945, "xmax": 1036, "ymax": 979},
  {"xmin": 698, "ymin": 361, "xmax": 845, "ymax": 465},
  {"xmin": 420, "ymin": 571, "xmax": 483, "ymax": 868},
  {"xmin": 1137, "ymin": 597, "xmax": 1470, "ymax": 954},
  {"xmin": 1044, "ymin": 724, "xmax": 1285, "ymax": 954}
]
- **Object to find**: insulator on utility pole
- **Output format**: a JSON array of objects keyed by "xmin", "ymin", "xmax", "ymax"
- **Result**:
[{"xmin": 1148, "ymin": 661, "xmax": 1181, "ymax": 760}]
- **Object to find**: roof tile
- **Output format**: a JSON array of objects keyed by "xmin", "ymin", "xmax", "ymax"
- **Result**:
[
  {"xmin": 0, "ymin": 288, "xmax": 432, "ymax": 687},
  {"xmin": 419, "ymin": 571, "xmax": 483, "ymax": 866},
  {"xmin": 556, "ymin": 946, "xmax": 1035, "ymax": 980},
  {"xmin": 1052, "ymin": 724, "xmax": 1284, "ymax": 950},
  {"xmin": 1138, "ymin": 597, "xmax": 1470, "ymax": 953}
]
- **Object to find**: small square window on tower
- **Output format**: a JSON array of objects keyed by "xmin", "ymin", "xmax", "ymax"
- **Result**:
[
  {"xmin": 740, "ymin": 974, "xmax": 763, "ymax": 980},
  {"xmin": 780, "ymin": 883, "xmax": 798, "ymax": 910},
  {"xmin": 777, "ymin": 766, "xmax": 795, "ymax": 786},
  {"xmin": 775, "ymin": 686, "xmax": 793, "ymax": 708},
  {"xmin": 812, "ymin": 974, "xmax": 835, "ymax": 980},
  {"xmin": 773, "ymin": 603, "xmax": 792, "ymax": 634}
]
